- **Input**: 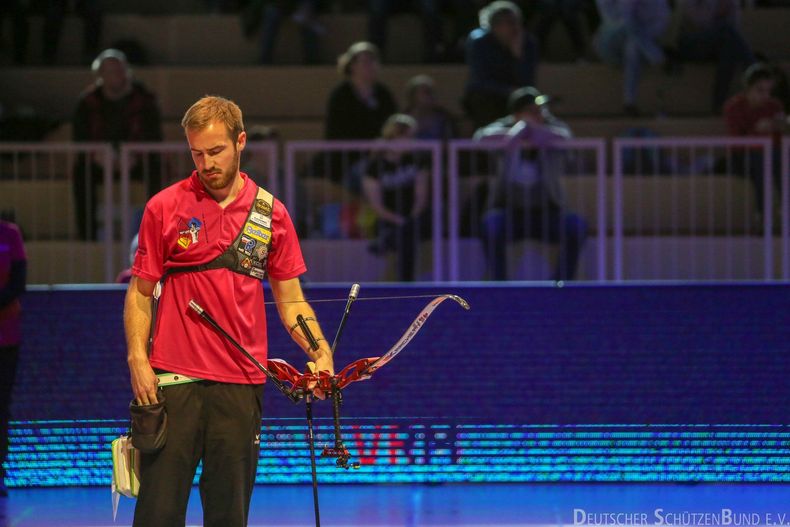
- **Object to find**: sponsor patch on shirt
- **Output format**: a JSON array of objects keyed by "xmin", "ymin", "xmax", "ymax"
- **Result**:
[
  {"xmin": 254, "ymin": 199, "xmax": 272, "ymax": 216},
  {"xmin": 253, "ymin": 243, "xmax": 268, "ymax": 261},
  {"xmin": 249, "ymin": 211, "xmax": 272, "ymax": 228},
  {"xmin": 250, "ymin": 267, "xmax": 265, "ymax": 279},
  {"xmin": 238, "ymin": 235, "xmax": 256, "ymax": 256},
  {"xmin": 243, "ymin": 223, "xmax": 271, "ymax": 244}
]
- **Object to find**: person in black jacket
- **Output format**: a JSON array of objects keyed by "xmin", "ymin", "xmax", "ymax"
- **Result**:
[
  {"xmin": 72, "ymin": 49, "xmax": 162, "ymax": 240},
  {"xmin": 321, "ymin": 42, "xmax": 397, "ymax": 192},
  {"xmin": 325, "ymin": 41, "xmax": 398, "ymax": 141}
]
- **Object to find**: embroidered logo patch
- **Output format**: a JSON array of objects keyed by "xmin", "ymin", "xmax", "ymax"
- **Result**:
[
  {"xmin": 254, "ymin": 243, "xmax": 268, "ymax": 261},
  {"xmin": 243, "ymin": 223, "xmax": 271, "ymax": 244},
  {"xmin": 249, "ymin": 211, "xmax": 272, "ymax": 228},
  {"xmin": 177, "ymin": 217, "xmax": 203, "ymax": 249},
  {"xmin": 254, "ymin": 199, "xmax": 272, "ymax": 216},
  {"xmin": 238, "ymin": 235, "xmax": 256, "ymax": 256}
]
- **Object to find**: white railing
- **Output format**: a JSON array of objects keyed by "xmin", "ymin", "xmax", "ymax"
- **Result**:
[
  {"xmin": 447, "ymin": 138, "xmax": 607, "ymax": 281},
  {"xmin": 4, "ymin": 138, "xmax": 789, "ymax": 284},
  {"xmin": 612, "ymin": 136, "xmax": 775, "ymax": 281},
  {"xmin": 284, "ymin": 140, "xmax": 444, "ymax": 282},
  {"xmin": 0, "ymin": 142, "xmax": 115, "ymax": 283}
]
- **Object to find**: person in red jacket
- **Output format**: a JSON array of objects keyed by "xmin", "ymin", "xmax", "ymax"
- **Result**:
[
  {"xmin": 723, "ymin": 63, "xmax": 789, "ymax": 214},
  {"xmin": 125, "ymin": 96, "xmax": 333, "ymax": 525}
]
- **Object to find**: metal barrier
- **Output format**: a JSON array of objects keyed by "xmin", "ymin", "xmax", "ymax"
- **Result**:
[
  {"xmin": 447, "ymin": 138, "xmax": 607, "ymax": 281},
  {"xmin": 284, "ymin": 140, "xmax": 444, "ymax": 282},
  {"xmin": 118, "ymin": 141, "xmax": 278, "ymax": 255},
  {"xmin": 0, "ymin": 142, "xmax": 115, "ymax": 283},
  {"xmin": 6, "ymin": 138, "xmax": 789, "ymax": 284},
  {"xmin": 612, "ymin": 137, "xmax": 775, "ymax": 280}
]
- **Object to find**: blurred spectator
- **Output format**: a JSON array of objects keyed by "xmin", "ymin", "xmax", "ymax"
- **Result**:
[
  {"xmin": 72, "ymin": 49, "xmax": 163, "ymax": 240},
  {"xmin": 474, "ymin": 87, "xmax": 587, "ymax": 281},
  {"xmin": 462, "ymin": 1, "xmax": 539, "ymax": 129},
  {"xmin": 0, "ymin": 1, "xmax": 31, "ymax": 65},
  {"xmin": 534, "ymin": 0, "xmax": 590, "ymax": 61},
  {"xmin": 673, "ymin": 0, "xmax": 754, "ymax": 113},
  {"xmin": 363, "ymin": 114, "xmax": 430, "ymax": 281},
  {"xmin": 242, "ymin": 124, "xmax": 283, "ymax": 191},
  {"xmin": 724, "ymin": 63, "xmax": 788, "ymax": 213},
  {"xmin": 593, "ymin": 0, "xmax": 670, "ymax": 117},
  {"xmin": 404, "ymin": 75, "xmax": 457, "ymax": 140},
  {"xmin": 242, "ymin": 0, "xmax": 324, "ymax": 64},
  {"xmin": 323, "ymin": 42, "xmax": 397, "ymax": 192},
  {"xmin": 326, "ymin": 42, "xmax": 397, "ymax": 140},
  {"xmin": 0, "ymin": 219, "xmax": 26, "ymax": 497},
  {"xmin": 43, "ymin": 0, "xmax": 102, "ymax": 64},
  {"xmin": 368, "ymin": 0, "xmax": 474, "ymax": 63},
  {"xmin": 114, "ymin": 233, "xmax": 139, "ymax": 284}
]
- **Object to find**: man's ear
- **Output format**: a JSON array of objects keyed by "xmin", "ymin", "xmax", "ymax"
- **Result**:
[{"xmin": 237, "ymin": 131, "xmax": 247, "ymax": 152}]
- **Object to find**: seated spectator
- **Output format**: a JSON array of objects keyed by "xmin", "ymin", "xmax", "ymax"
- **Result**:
[
  {"xmin": 368, "ymin": 0, "xmax": 479, "ymax": 63},
  {"xmin": 593, "ymin": 0, "xmax": 670, "ymax": 117},
  {"xmin": 724, "ymin": 63, "xmax": 789, "ymax": 214},
  {"xmin": 404, "ymin": 75, "xmax": 457, "ymax": 140},
  {"xmin": 0, "ymin": 1, "xmax": 31, "ymax": 65},
  {"xmin": 462, "ymin": 1, "xmax": 539, "ymax": 129},
  {"xmin": 43, "ymin": 0, "xmax": 102, "ymax": 64},
  {"xmin": 72, "ymin": 49, "xmax": 162, "ymax": 240},
  {"xmin": 363, "ymin": 114, "xmax": 430, "ymax": 281},
  {"xmin": 673, "ymin": 0, "xmax": 754, "ymax": 114},
  {"xmin": 534, "ymin": 0, "xmax": 591, "ymax": 61},
  {"xmin": 243, "ymin": 0, "xmax": 323, "ymax": 64},
  {"xmin": 474, "ymin": 87, "xmax": 588, "ymax": 281},
  {"xmin": 322, "ymin": 42, "xmax": 397, "ymax": 191},
  {"xmin": 326, "ymin": 42, "xmax": 397, "ymax": 141}
]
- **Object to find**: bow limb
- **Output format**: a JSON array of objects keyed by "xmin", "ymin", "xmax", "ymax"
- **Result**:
[
  {"xmin": 353, "ymin": 294, "xmax": 470, "ymax": 381},
  {"xmin": 266, "ymin": 294, "xmax": 470, "ymax": 393}
]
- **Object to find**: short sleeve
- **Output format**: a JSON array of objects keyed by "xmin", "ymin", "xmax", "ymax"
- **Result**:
[
  {"xmin": 132, "ymin": 201, "xmax": 165, "ymax": 282},
  {"xmin": 267, "ymin": 200, "xmax": 307, "ymax": 281}
]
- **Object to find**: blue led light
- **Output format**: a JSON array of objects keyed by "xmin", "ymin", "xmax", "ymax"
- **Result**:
[{"xmin": 6, "ymin": 419, "xmax": 790, "ymax": 487}]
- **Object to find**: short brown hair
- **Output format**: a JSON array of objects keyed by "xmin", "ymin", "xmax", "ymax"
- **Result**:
[{"xmin": 181, "ymin": 95, "xmax": 245, "ymax": 140}]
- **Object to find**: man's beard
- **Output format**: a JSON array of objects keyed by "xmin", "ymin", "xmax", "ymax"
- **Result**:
[{"xmin": 200, "ymin": 147, "xmax": 240, "ymax": 190}]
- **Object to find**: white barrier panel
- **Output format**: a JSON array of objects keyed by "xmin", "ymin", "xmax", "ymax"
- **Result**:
[
  {"xmin": 0, "ymin": 143, "xmax": 115, "ymax": 283},
  {"xmin": 447, "ymin": 138, "xmax": 607, "ymax": 281},
  {"xmin": 612, "ymin": 137, "xmax": 776, "ymax": 280},
  {"xmin": 118, "ymin": 141, "xmax": 279, "ymax": 264},
  {"xmin": 284, "ymin": 140, "xmax": 443, "ymax": 282}
]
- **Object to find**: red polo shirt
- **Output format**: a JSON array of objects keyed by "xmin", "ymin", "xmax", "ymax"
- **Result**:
[
  {"xmin": 723, "ymin": 93, "xmax": 783, "ymax": 137},
  {"xmin": 132, "ymin": 171, "xmax": 306, "ymax": 384}
]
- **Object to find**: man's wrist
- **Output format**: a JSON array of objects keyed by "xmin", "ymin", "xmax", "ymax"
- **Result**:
[{"xmin": 127, "ymin": 352, "xmax": 149, "ymax": 365}]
